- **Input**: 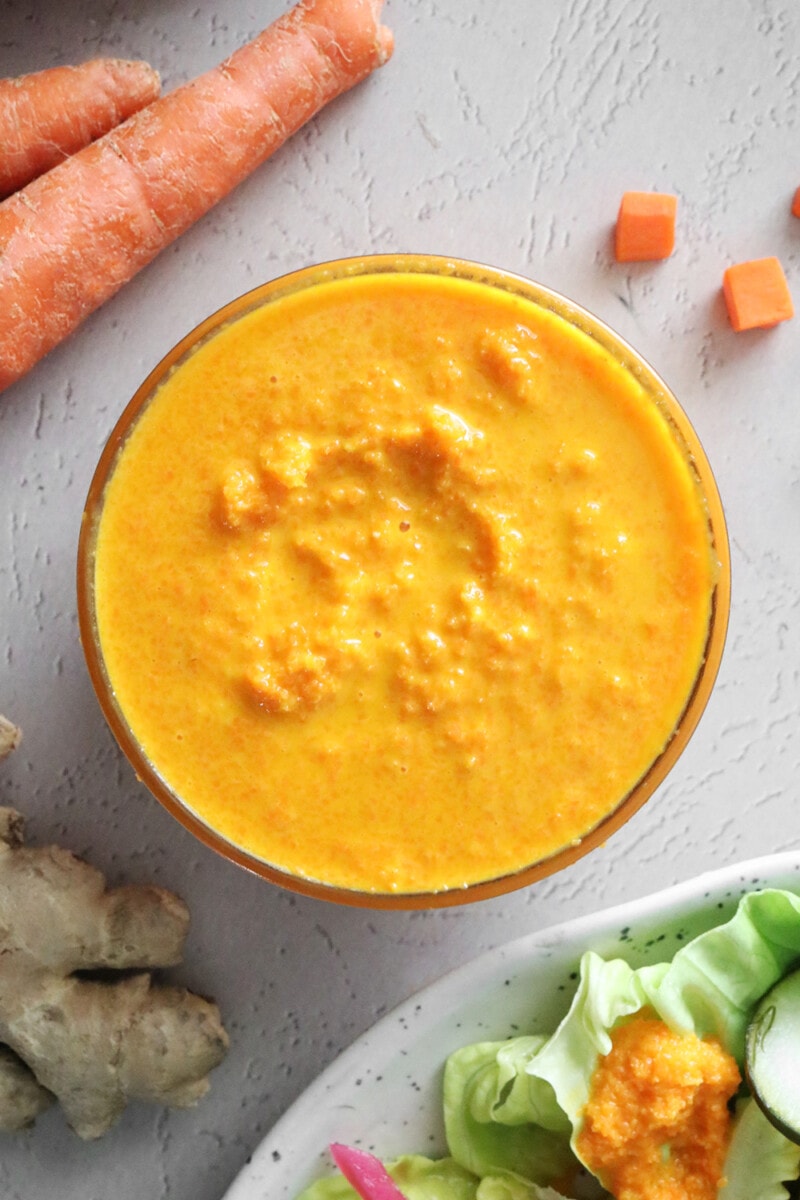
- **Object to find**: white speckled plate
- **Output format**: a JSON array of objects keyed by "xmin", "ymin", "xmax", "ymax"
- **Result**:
[{"xmin": 223, "ymin": 852, "xmax": 800, "ymax": 1200}]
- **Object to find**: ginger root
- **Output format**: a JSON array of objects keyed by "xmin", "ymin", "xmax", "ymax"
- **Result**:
[
  {"xmin": 0, "ymin": 807, "xmax": 228, "ymax": 1138},
  {"xmin": 0, "ymin": 716, "xmax": 21, "ymax": 762}
]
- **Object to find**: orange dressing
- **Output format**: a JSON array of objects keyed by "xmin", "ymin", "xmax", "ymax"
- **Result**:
[
  {"xmin": 93, "ymin": 270, "xmax": 716, "ymax": 894},
  {"xmin": 577, "ymin": 1015, "xmax": 741, "ymax": 1200}
]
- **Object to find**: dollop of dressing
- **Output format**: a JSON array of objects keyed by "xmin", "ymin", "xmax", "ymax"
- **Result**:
[{"xmin": 577, "ymin": 1015, "xmax": 741, "ymax": 1200}]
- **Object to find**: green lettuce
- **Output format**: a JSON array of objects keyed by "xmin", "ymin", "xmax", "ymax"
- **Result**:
[
  {"xmin": 720, "ymin": 1098, "xmax": 800, "ymax": 1200},
  {"xmin": 302, "ymin": 890, "xmax": 800, "ymax": 1200},
  {"xmin": 444, "ymin": 888, "xmax": 800, "ymax": 1197},
  {"xmin": 296, "ymin": 1155, "xmax": 480, "ymax": 1200},
  {"xmin": 295, "ymin": 1154, "xmax": 573, "ymax": 1200},
  {"xmin": 475, "ymin": 1177, "xmax": 574, "ymax": 1200},
  {"xmin": 442, "ymin": 1037, "xmax": 573, "ymax": 1186}
]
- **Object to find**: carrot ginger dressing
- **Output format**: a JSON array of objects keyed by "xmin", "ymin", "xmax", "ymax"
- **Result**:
[
  {"xmin": 93, "ymin": 270, "xmax": 717, "ymax": 894},
  {"xmin": 577, "ymin": 1015, "xmax": 741, "ymax": 1200}
]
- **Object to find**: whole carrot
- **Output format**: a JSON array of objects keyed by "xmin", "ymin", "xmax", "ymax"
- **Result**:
[
  {"xmin": 0, "ymin": 59, "xmax": 161, "ymax": 199},
  {"xmin": 0, "ymin": 0, "xmax": 393, "ymax": 394}
]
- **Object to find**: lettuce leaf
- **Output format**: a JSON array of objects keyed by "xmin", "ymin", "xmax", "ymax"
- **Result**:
[
  {"xmin": 444, "ymin": 888, "xmax": 800, "ymax": 1196},
  {"xmin": 719, "ymin": 1098, "xmax": 800, "ymax": 1200},
  {"xmin": 443, "ymin": 1038, "xmax": 574, "ymax": 1186},
  {"xmin": 475, "ymin": 1175, "xmax": 574, "ymax": 1200},
  {"xmin": 301, "ymin": 890, "xmax": 800, "ymax": 1200},
  {"xmin": 296, "ymin": 1155, "xmax": 577, "ymax": 1200},
  {"xmin": 639, "ymin": 888, "xmax": 800, "ymax": 1061},
  {"xmin": 519, "ymin": 953, "xmax": 654, "ymax": 1129},
  {"xmin": 296, "ymin": 1155, "xmax": 481, "ymax": 1200}
]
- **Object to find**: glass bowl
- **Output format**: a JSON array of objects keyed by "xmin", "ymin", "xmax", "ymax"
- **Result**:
[{"xmin": 77, "ymin": 254, "xmax": 730, "ymax": 909}]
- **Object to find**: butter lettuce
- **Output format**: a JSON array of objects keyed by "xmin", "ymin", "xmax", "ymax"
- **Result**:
[
  {"xmin": 474, "ymin": 1179, "xmax": 573, "ymax": 1200},
  {"xmin": 303, "ymin": 890, "xmax": 800, "ymax": 1199},
  {"xmin": 444, "ymin": 889, "xmax": 800, "ymax": 1198},
  {"xmin": 442, "ymin": 1037, "xmax": 573, "ymax": 1185},
  {"xmin": 638, "ymin": 887, "xmax": 800, "ymax": 1058},
  {"xmin": 295, "ymin": 1155, "xmax": 572, "ymax": 1200},
  {"xmin": 720, "ymin": 1098, "xmax": 800, "ymax": 1200},
  {"xmin": 297, "ymin": 1155, "xmax": 481, "ymax": 1200}
]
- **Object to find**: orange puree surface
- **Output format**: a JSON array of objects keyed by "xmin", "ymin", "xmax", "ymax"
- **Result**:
[
  {"xmin": 93, "ymin": 269, "xmax": 717, "ymax": 895},
  {"xmin": 577, "ymin": 1015, "xmax": 741, "ymax": 1200}
]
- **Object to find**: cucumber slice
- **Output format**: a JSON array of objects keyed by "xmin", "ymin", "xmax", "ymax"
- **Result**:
[{"xmin": 746, "ymin": 966, "xmax": 800, "ymax": 1144}]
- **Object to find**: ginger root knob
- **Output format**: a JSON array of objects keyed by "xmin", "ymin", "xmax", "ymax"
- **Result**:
[
  {"xmin": 0, "ymin": 807, "xmax": 228, "ymax": 1137},
  {"xmin": 0, "ymin": 716, "xmax": 21, "ymax": 762}
]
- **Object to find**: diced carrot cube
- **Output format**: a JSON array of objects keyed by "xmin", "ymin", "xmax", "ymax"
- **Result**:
[
  {"xmin": 792, "ymin": 186, "xmax": 800, "ymax": 218},
  {"xmin": 722, "ymin": 257, "xmax": 794, "ymax": 332},
  {"xmin": 615, "ymin": 192, "xmax": 677, "ymax": 262}
]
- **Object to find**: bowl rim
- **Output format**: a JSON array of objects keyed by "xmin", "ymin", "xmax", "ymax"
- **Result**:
[{"xmin": 77, "ymin": 252, "xmax": 731, "ymax": 909}]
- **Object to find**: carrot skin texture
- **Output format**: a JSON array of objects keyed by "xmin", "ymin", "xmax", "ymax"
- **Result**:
[
  {"xmin": 0, "ymin": 60, "xmax": 161, "ymax": 200},
  {"xmin": 792, "ymin": 186, "xmax": 800, "ymax": 218},
  {"xmin": 0, "ymin": 0, "xmax": 393, "ymax": 393}
]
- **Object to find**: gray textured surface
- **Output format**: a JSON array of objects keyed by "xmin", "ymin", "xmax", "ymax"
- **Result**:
[{"xmin": 1, "ymin": 1, "xmax": 799, "ymax": 1197}]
